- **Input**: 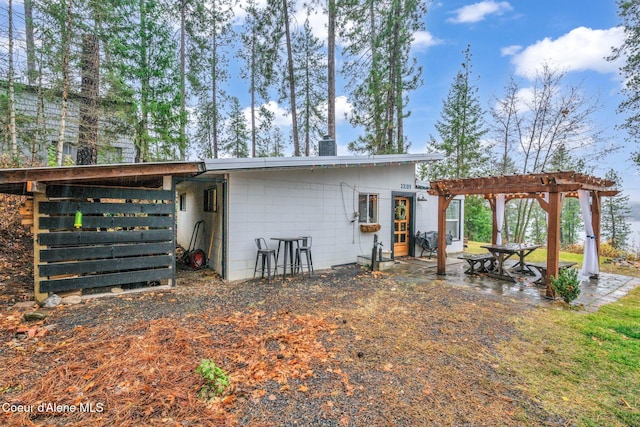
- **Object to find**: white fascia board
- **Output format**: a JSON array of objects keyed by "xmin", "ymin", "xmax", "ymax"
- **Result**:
[{"xmin": 204, "ymin": 153, "xmax": 444, "ymax": 173}]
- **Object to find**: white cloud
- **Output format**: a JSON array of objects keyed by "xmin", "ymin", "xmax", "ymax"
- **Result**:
[
  {"xmin": 243, "ymin": 100, "xmax": 292, "ymax": 128},
  {"xmin": 448, "ymin": 1, "xmax": 512, "ymax": 24},
  {"xmin": 511, "ymin": 26, "xmax": 625, "ymax": 79},
  {"xmin": 412, "ymin": 31, "xmax": 442, "ymax": 51},
  {"xmin": 335, "ymin": 95, "xmax": 352, "ymax": 124},
  {"xmin": 501, "ymin": 45, "xmax": 521, "ymax": 56}
]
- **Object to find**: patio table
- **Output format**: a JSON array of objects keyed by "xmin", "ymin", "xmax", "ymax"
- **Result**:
[
  {"xmin": 271, "ymin": 237, "xmax": 302, "ymax": 281},
  {"xmin": 480, "ymin": 243, "xmax": 540, "ymax": 282}
]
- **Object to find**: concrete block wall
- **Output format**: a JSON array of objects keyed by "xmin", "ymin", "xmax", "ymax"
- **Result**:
[{"xmin": 226, "ymin": 165, "xmax": 462, "ymax": 281}]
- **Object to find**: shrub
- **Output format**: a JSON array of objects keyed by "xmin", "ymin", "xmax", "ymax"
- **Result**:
[
  {"xmin": 195, "ymin": 359, "xmax": 229, "ymax": 400},
  {"xmin": 550, "ymin": 268, "xmax": 581, "ymax": 304}
]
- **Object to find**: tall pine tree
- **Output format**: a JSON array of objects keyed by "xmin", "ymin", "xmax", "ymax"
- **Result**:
[{"xmin": 424, "ymin": 45, "xmax": 487, "ymax": 180}]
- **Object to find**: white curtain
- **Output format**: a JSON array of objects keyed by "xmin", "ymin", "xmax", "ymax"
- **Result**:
[
  {"xmin": 578, "ymin": 190, "xmax": 599, "ymax": 277},
  {"xmin": 496, "ymin": 194, "xmax": 505, "ymax": 245}
]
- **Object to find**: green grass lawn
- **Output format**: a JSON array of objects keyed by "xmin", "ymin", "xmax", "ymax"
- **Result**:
[
  {"xmin": 463, "ymin": 241, "xmax": 639, "ymax": 278},
  {"xmin": 464, "ymin": 241, "xmax": 640, "ymax": 424},
  {"xmin": 501, "ymin": 286, "xmax": 640, "ymax": 426}
]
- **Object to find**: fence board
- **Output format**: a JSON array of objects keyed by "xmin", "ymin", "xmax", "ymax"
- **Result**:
[
  {"xmin": 46, "ymin": 185, "xmax": 172, "ymax": 201},
  {"xmin": 39, "ymin": 255, "xmax": 173, "ymax": 277},
  {"xmin": 40, "ymin": 201, "xmax": 173, "ymax": 215},
  {"xmin": 40, "ymin": 215, "xmax": 173, "ymax": 230},
  {"xmin": 40, "ymin": 268, "xmax": 173, "ymax": 293},
  {"xmin": 40, "ymin": 242, "xmax": 174, "ymax": 262}
]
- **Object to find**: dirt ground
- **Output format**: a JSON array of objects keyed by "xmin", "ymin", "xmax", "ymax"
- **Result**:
[{"xmin": 0, "ymin": 262, "xmax": 570, "ymax": 427}]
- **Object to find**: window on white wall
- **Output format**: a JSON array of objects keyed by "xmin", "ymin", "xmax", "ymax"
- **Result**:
[
  {"xmin": 204, "ymin": 187, "xmax": 217, "ymax": 212},
  {"xmin": 358, "ymin": 193, "xmax": 378, "ymax": 223},
  {"xmin": 446, "ymin": 199, "xmax": 461, "ymax": 240},
  {"xmin": 179, "ymin": 193, "xmax": 187, "ymax": 211}
]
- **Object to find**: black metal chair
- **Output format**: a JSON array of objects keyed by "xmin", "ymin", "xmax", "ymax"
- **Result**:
[
  {"xmin": 254, "ymin": 238, "xmax": 277, "ymax": 282},
  {"xmin": 295, "ymin": 236, "xmax": 314, "ymax": 276}
]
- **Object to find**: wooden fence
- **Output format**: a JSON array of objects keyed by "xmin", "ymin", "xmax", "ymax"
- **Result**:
[{"xmin": 35, "ymin": 185, "xmax": 175, "ymax": 294}]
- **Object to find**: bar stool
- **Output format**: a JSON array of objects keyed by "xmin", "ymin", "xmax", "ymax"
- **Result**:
[
  {"xmin": 295, "ymin": 236, "xmax": 314, "ymax": 276},
  {"xmin": 254, "ymin": 238, "xmax": 277, "ymax": 281}
]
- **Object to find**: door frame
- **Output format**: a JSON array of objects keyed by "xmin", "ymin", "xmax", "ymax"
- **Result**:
[{"xmin": 390, "ymin": 192, "xmax": 416, "ymax": 258}]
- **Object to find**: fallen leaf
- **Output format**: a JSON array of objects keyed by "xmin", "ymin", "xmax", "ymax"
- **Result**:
[
  {"xmin": 268, "ymin": 394, "xmax": 277, "ymax": 401},
  {"xmin": 298, "ymin": 385, "xmax": 309, "ymax": 393}
]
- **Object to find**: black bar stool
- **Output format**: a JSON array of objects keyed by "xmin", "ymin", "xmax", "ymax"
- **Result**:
[
  {"xmin": 295, "ymin": 236, "xmax": 314, "ymax": 276},
  {"xmin": 254, "ymin": 238, "xmax": 277, "ymax": 282}
]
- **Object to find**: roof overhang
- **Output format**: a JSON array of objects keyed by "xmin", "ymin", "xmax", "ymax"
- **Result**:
[
  {"xmin": 0, "ymin": 161, "xmax": 206, "ymax": 195},
  {"xmin": 203, "ymin": 153, "xmax": 443, "ymax": 173}
]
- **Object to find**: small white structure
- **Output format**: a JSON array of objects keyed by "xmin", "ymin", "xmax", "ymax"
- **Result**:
[{"xmin": 176, "ymin": 153, "xmax": 465, "ymax": 281}]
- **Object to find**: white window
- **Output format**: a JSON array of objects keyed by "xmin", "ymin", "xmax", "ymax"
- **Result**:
[
  {"xmin": 179, "ymin": 194, "xmax": 187, "ymax": 211},
  {"xmin": 204, "ymin": 187, "xmax": 217, "ymax": 212},
  {"xmin": 358, "ymin": 193, "xmax": 378, "ymax": 223},
  {"xmin": 446, "ymin": 199, "xmax": 461, "ymax": 240}
]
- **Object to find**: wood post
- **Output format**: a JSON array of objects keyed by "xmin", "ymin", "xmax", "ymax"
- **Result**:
[
  {"xmin": 545, "ymin": 191, "xmax": 562, "ymax": 297},
  {"xmin": 33, "ymin": 191, "xmax": 48, "ymax": 304},
  {"xmin": 488, "ymin": 197, "xmax": 497, "ymax": 245},
  {"xmin": 437, "ymin": 195, "xmax": 452, "ymax": 275}
]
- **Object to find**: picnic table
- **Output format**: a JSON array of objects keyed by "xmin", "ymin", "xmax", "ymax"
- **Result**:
[
  {"xmin": 480, "ymin": 243, "xmax": 541, "ymax": 282},
  {"xmin": 457, "ymin": 253, "xmax": 496, "ymax": 275}
]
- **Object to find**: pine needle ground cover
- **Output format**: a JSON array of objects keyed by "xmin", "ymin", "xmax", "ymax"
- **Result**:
[{"xmin": 0, "ymin": 266, "xmax": 637, "ymax": 426}]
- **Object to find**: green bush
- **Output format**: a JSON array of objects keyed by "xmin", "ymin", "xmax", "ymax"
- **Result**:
[
  {"xmin": 550, "ymin": 268, "xmax": 581, "ymax": 304},
  {"xmin": 195, "ymin": 359, "xmax": 229, "ymax": 400}
]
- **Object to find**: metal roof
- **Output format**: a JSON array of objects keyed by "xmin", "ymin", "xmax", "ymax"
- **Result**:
[
  {"xmin": 0, "ymin": 161, "xmax": 205, "ymax": 195},
  {"xmin": 203, "ymin": 153, "xmax": 443, "ymax": 173}
]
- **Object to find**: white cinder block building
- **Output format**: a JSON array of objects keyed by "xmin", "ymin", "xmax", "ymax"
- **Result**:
[{"xmin": 175, "ymin": 153, "xmax": 465, "ymax": 281}]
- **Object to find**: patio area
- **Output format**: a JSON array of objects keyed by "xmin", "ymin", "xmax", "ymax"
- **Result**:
[{"xmin": 390, "ymin": 255, "xmax": 640, "ymax": 312}]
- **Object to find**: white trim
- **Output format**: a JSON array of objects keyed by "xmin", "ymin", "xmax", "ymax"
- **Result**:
[{"xmin": 204, "ymin": 153, "xmax": 443, "ymax": 173}]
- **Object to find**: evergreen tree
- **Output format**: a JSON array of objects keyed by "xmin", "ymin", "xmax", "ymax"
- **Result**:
[
  {"xmin": 292, "ymin": 17, "xmax": 327, "ymax": 156},
  {"xmin": 187, "ymin": 0, "xmax": 234, "ymax": 160},
  {"xmin": 113, "ymin": 0, "xmax": 182, "ymax": 162},
  {"xmin": 602, "ymin": 168, "xmax": 632, "ymax": 250},
  {"xmin": 340, "ymin": 0, "xmax": 425, "ymax": 154},
  {"xmin": 239, "ymin": 0, "xmax": 278, "ymax": 157},
  {"xmin": 424, "ymin": 45, "xmax": 487, "ymax": 180},
  {"xmin": 610, "ymin": 0, "xmax": 640, "ymax": 159},
  {"xmin": 223, "ymin": 97, "xmax": 250, "ymax": 158},
  {"xmin": 255, "ymin": 106, "xmax": 285, "ymax": 157},
  {"xmin": 464, "ymin": 195, "xmax": 492, "ymax": 242}
]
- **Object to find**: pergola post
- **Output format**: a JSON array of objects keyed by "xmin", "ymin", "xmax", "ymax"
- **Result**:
[
  {"xmin": 488, "ymin": 196, "xmax": 498, "ymax": 245},
  {"xmin": 545, "ymin": 191, "xmax": 562, "ymax": 297},
  {"xmin": 436, "ymin": 195, "xmax": 451, "ymax": 275}
]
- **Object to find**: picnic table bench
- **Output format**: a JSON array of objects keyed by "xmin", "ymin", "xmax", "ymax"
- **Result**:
[
  {"xmin": 457, "ymin": 253, "xmax": 496, "ymax": 275},
  {"xmin": 526, "ymin": 261, "xmax": 577, "ymax": 285}
]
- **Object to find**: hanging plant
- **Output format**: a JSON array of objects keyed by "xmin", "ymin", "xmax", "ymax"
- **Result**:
[{"xmin": 394, "ymin": 204, "xmax": 407, "ymax": 221}]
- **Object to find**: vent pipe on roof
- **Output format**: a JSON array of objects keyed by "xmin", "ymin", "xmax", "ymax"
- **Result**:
[{"xmin": 318, "ymin": 134, "xmax": 336, "ymax": 156}]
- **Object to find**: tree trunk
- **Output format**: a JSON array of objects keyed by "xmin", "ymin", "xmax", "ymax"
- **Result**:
[
  {"xmin": 57, "ymin": 0, "xmax": 73, "ymax": 166},
  {"xmin": 8, "ymin": 0, "xmax": 18, "ymax": 160},
  {"xmin": 77, "ymin": 34, "xmax": 100, "ymax": 165},
  {"xmin": 179, "ymin": 0, "xmax": 186, "ymax": 160},
  {"xmin": 24, "ymin": 0, "xmax": 37, "ymax": 85},
  {"xmin": 282, "ymin": 0, "xmax": 300, "ymax": 156},
  {"xmin": 327, "ymin": 0, "xmax": 336, "ymax": 139}
]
